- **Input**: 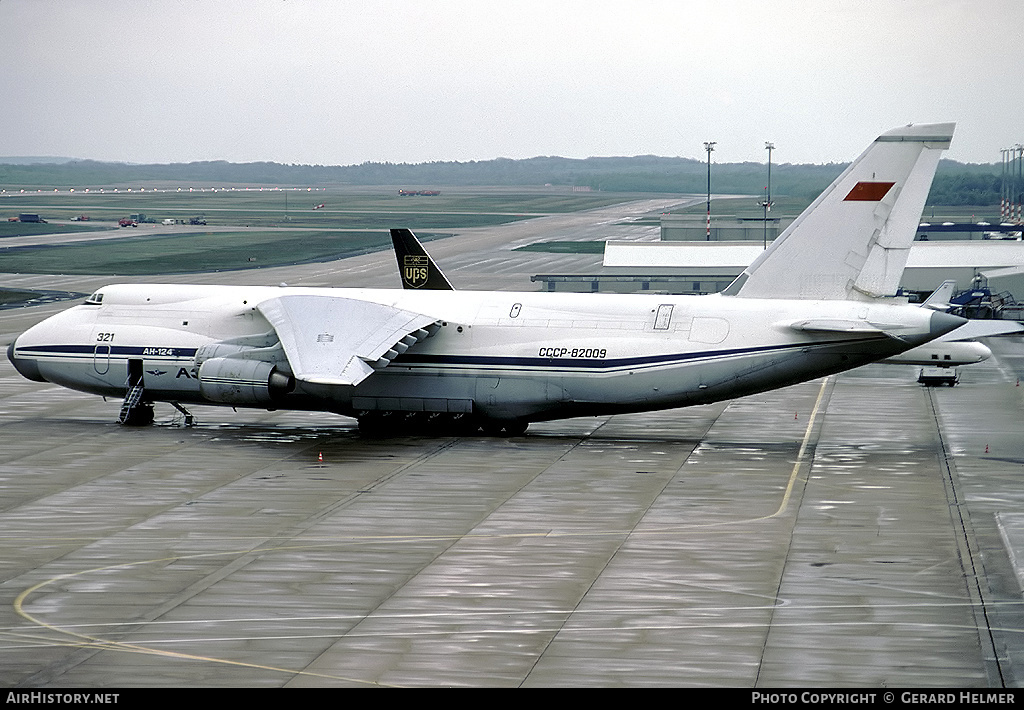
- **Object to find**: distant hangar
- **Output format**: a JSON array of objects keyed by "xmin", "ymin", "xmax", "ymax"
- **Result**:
[{"xmin": 532, "ymin": 240, "xmax": 1024, "ymax": 298}]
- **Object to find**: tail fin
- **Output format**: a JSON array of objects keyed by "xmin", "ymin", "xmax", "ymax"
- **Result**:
[
  {"xmin": 723, "ymin": 123, "xmax": 954, "ymax": 300},
  {"xmin": 390, "ymin": 228, "xmax": 455, "ymax": 290},
  {"xmin": 921, "ymin": 279, "xmax": 957, "ymax": 310}
]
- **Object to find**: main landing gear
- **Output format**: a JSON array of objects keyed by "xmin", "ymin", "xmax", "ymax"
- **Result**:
[{"xmin": 357, "ymin": 412, "xmax": 529, "ymax": 437}]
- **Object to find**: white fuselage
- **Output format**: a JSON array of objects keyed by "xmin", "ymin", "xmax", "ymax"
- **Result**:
[{"xmin": 8, "ymin": 284, "xmax": 960, "ymax": 425}]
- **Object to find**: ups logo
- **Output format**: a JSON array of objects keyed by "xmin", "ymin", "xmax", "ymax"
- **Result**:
[{"xmin": 403, "ymin": 255, "xmax": 429, "ymax": 288}]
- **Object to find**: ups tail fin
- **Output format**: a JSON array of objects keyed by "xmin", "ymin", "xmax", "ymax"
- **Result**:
[
  {"xmin": 724, "ymin": 123, "xmax": 954, "ymax": 300},
  {"xmin": 390, "ymin": 228, "xmax": 455, "ymax": 290}
]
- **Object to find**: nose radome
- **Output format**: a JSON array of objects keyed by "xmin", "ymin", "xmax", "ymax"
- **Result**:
[{"xmin": 7, "ymin": 337, "xmax": 45, "ymax": 382}]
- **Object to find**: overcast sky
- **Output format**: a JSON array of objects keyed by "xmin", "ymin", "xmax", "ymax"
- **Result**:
[{"xmin": 2, "ymin": 0, "xmax": 1021, "ymax": 167}]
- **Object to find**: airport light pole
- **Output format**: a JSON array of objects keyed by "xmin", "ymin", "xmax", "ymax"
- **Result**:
[
  {"xmin": 1018, "ymin": 145, "xmax": 1024, "ymax": 224},
  {"xmin": 704, "ymin": 141, "xmax": 716, "ymax": 240},
  {"xmin": 762, "ymin": 142, "xmax": 774, "ymax": 249},
  {"xmin": 1001, "ymin": 148, "xmax": 1008, "ymax": 222}
]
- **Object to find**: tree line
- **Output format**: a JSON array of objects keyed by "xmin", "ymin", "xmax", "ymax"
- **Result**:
[{"xmin": 0, "ymin": 156, "xmax": 1004, "ymax": 206}]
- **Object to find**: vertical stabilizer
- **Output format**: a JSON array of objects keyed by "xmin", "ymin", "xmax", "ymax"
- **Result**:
[
  {"xmin": 723, "ymin": 123, "xmax": 954, "ymax": 300},
  {"xmin": 390, "ymin": 228, "xmax": 455, "ymax": 290},
  {"xmin": 921, "ymin": 279, "xmax": 957, "ymax": 310}
]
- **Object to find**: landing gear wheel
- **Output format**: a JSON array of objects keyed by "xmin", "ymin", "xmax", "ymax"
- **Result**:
[
  {"xmin": 448, "ymin": 414, "xmax": 481, "ymax": 435},
  {"xmin": 482, "ymin": 419, "xmax": 529, "ymax": 437},
  {"xmin": 358, "ymin": 414, "xmax": 396, "ymax": 437},
  {"xmin": 503, "ymin": 420, "xmax": 528, "ymax": 436}
]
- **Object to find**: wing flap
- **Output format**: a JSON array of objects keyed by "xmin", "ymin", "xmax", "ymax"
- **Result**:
[{"xmin": 257, "ymin": 295, "xmax": 442, "ymax": 386}]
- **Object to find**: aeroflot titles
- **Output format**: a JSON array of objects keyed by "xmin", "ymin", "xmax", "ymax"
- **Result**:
[{"xmin": 750, "ymin": 692, "xmax": 1016, "ymax": 704}]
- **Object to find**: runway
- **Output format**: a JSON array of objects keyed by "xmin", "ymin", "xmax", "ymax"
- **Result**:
[{"xmin": 2, "ymin": 199, "xmax": 1023, "ymax": 687}]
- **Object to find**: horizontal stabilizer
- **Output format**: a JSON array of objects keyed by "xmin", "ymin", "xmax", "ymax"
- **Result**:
[
  {"xmin": 257, "ymin": 295, "xmax": 442, "ymax": 386},
  {"xmin": 935, "ymin": 319, "xmax": 1024, "ymax": 342},
  {"xmin": 786, "ymin": 319, "xmax": 886, "ymax": 334}
]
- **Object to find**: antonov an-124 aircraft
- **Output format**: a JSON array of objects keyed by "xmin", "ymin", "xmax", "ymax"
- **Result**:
[{"xmin": 8, "ymin": 123, "xmax": 964, "ymax": 435}]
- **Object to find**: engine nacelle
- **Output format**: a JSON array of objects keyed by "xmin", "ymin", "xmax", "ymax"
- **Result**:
[{"xmin": 198, "ymin": 357, "xmax": 294, "ymax": 405}]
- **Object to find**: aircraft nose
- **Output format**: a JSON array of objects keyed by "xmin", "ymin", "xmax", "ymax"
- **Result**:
[
  {"xmin": 7, "ymin": 336, "xmax": 45, "ymax": 382},
  {"xmin": 929, "ymin": 310, "xmax": 967, "ymax": 339}
]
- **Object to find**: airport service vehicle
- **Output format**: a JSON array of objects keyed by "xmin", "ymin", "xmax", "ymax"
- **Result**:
[
  {"xmin": 8, "ymin": 124, "xmax": 963, "ymax": 434},
  {"xmin": 917, "ymin": 366, "xmax": 960, "ymax": 387},
  {"xmin": 118, "ymin": 218, "xmax": 137, "ymax": 228}
]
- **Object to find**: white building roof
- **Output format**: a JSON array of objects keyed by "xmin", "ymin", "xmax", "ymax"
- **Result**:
[
  {"xmin": 601, "ymin": 240, "xmax": 1024, "ymax": 293},
  {"xmin": 603, "ymin": 240, "xmax": 1024, "ymax": 270}
]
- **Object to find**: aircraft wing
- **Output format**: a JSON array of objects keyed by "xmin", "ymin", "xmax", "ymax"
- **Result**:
[{"xmin": 257, "ymin": 295, "xmax": 442, "ymax": 386}]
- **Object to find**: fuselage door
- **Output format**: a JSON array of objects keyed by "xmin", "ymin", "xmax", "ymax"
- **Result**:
[
  {"xmin": 654, "ymin": 304, "xmax": 674, "ymax": 330},
  {"xmin": 127, "ymin": 358, "xmax": 144, "ymax": 388},
  {"xmin": 93, "ymin": 344, "xmax": 111, "ymax": 375}
]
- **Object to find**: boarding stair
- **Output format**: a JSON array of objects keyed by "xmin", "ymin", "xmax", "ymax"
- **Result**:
[{"xmin": 118, "ymin": 383, "xmax": 145, "ymax": 424}]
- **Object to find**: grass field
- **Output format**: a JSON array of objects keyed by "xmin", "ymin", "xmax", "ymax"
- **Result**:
[
  {"xmin": 0, "ymin": 229, "xmax": 452, "ymax": 276},
  {"xmin": 0, "ymin": 222, "xmax": 106, "ymax": 239},
  {"xmin": 1, "ymin": 188, "xmax": 631, "ymax": 227},
  {"xmin": 0, "ymin": 187, "xmax": 640, "ymax": 275},
  {"xmin": 0, "ymin": 288, "xmax": 37, "ymax": 305},
  {"xmin": 513, "ymin": 241, "xmax": 607, "ymax": 254}
]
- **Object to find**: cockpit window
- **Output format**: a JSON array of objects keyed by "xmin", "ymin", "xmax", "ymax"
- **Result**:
[{"xmin": 85, "ymin": 292, "xmax": 104, "ymax": 305}]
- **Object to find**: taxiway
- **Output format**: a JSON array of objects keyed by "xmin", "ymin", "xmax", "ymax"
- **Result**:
[{"xmin": 1, "ymin": 198, "xmax": 1022, "ymax": 687}]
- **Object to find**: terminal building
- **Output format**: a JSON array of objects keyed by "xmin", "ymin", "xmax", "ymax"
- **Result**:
[
  {"xmin": 660, "ymin": 213, "xmax": 1020, "ymax": 244},
  {"xmin": 660, "ymin": 213, "xmax": 793, "ymax": 242},
  {"xmin": 532, "ymin": 214, "xmax": 1024, "ymax": 313}
]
